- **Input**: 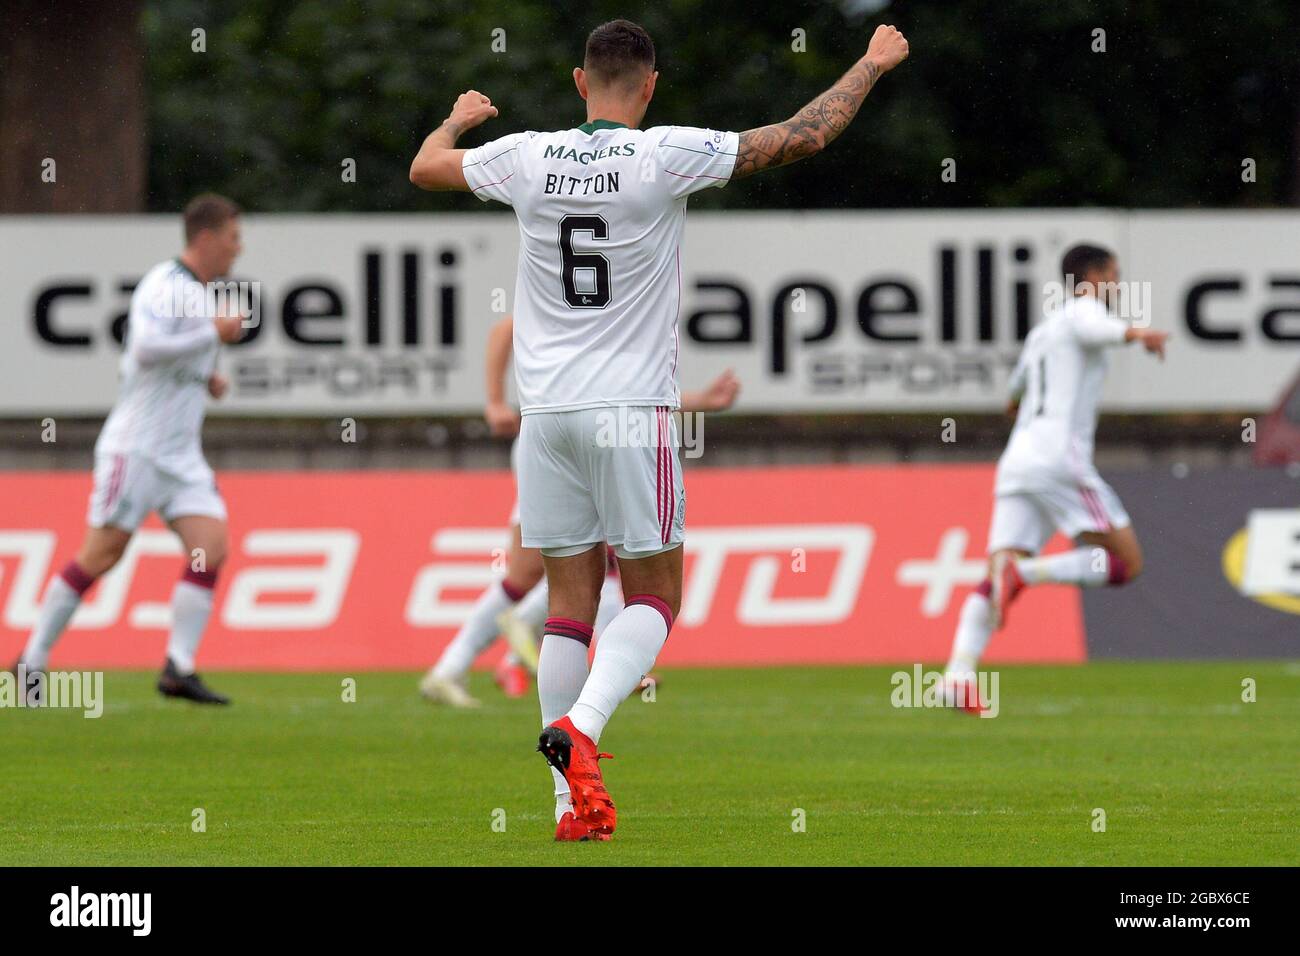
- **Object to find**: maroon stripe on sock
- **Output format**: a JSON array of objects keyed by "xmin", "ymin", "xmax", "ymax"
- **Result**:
[
  {"xmin": 60, "ymin": 561, "xmax": 96, "ymax": 595},
  {"xmin": 626, "ymin": 593, "xmax": 673, "ymax": 632},
  {"xmin": 1106, "ymin": 554, "xmax": 1129, "ymax": 585},
  {"xmin": 182, "ymin": 566, "xmax": 219, "ymax": 589},
  {"xmin": 975, "ymin": 578, "xmax": 992, "ymax": 598},
  {"xmin": 500, "ymin": 579, "xmax": 527, "ymax": 602},
  {"xmin": 544, "ymin": 616, "xmax": 593, "ymax": 646}
]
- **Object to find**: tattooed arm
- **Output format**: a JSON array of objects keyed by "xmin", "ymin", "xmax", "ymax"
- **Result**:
[{"xmin": 733, "ymin": 24, "xmax": 909, "ymax": 180}]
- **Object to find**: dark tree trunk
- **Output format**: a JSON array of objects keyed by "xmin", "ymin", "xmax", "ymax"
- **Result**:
[{"xmin": 0, "ymin": 0, "xmax": 145, "ymax": 212}]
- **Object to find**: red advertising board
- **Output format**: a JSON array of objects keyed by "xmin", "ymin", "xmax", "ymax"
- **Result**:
[{"xmin": 0, "ymin": 466, "xmax": 1083, "ymax": 669}]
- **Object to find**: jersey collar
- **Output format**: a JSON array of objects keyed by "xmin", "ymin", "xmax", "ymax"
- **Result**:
[
  {"xmin": 174, "ymin": 257, "xmax": 199, "ymax": 281},
  {"xmin": 578, "ymin": 119, "xmax": 629, "ymax": 135}
]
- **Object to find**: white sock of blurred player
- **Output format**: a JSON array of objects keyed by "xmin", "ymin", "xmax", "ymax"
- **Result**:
[
  {"xmin": 944, "ymin": 579, "xmax": 992, "ymax": 678},
  {"xmin": 594, "ymin": 576, "xmax": 624, "ymax": 636},
  {"xmin": 167, "ymin": 568, "xmax": 217, "ymax": 675},
  {"xmin": 20, "ymin": 562, "xmax": 96, "ymax": 671},
  {"xmin": 429, "ymin": 580, "xmax": 524, "ymax": 682},
  {"xmin": 512, "ymin": 572, "xmax": 625, "ymax": 643},
  {"xmin": 514, "ymin": 578, "xmax": 550, "ymax": 633},
  {"xmin": 1016, "ymin": 547, "xmax": 1122, "ymax": 587},
  {"xmin": 567, "ymin": 596, "xmax": 671, "ymax": 744},
  {"xmin": 538, "ymin": 618, "xmax": 592, "ymax": 821},
  {"xmin": 945, "ymin": 548, "xmax": 1127, "ymax": 678}
]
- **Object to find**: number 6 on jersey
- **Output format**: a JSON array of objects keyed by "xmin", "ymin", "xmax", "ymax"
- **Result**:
[{"xmin": 558, "ymin": 214, "xmax": 611, "ymax": 308}]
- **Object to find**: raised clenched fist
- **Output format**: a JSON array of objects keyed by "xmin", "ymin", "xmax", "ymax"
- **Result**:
[
  {"xmin": 447, "ymin": 90, "xmax": 499, "ymax": 132},
  {"xmin": 866, "ymin": 25, "xmax": 909, "ymax": 73}
]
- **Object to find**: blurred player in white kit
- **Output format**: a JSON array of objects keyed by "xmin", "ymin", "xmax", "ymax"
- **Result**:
[
  {"xmin": 14, "ymin": 194, "xmax": 247, "ymax": 704},
  {"xmin": 942, "ymin": 244, "xmax": 1169, "ymax": 712},
  {"xmin": 418, "ymin": 314, "xmax": 740, "ymax": 707}
]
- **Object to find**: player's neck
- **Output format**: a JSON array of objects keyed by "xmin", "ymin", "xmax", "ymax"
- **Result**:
[
  {"xmin": 583, "ymin": 99, "xmax": 641, "ymax": 130},
  {"xmin": 179, "ymin": 251, "xmax": 210, "ymax": 284}
]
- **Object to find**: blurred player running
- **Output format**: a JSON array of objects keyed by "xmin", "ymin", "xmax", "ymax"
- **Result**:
[
  {"xmin": 14, "ymin": 194, "xmax": 247, "ymax": 704},
  {"xmin": 418, "ymin": 314, "xmax": 740, "ymax": 706},
  {"xmin": 942, "ymin": 244, "xmax": 1168, "ymax": 713},
  {"xmin": 411, "ymin": 19, "xmax": 908, "ymax": 840}
]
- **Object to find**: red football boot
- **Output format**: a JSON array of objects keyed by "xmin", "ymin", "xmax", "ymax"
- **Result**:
[
  {"xmin": 943, "ymin": 674, "xmax": 988, "ymax": 716},
  {"xmin": 554, "ymin": 810, "xmax": 611, "ymax": 842},
  {"xmin": 494, "ymin": 659, "xmax": 530, "ymax": 698},
  {"xmin": 989, "ymin": 552, "xmax": 1026, "ymax": 629},
  {"xmin": 537, "ymin": 716, "xmax": 616, "ymax": 837}
]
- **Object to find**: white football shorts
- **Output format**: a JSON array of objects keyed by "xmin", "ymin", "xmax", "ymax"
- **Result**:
[
  {"xmin": 87, "ymin": 452, "xmax": 227, "ymax": 531},
  {"xmin": 988, "ymin": 476, "xmax": 1130, "ymax": 554},
  {"xmin": 516, "ymin": 406, "xmax": 684, "ymax": 558}
]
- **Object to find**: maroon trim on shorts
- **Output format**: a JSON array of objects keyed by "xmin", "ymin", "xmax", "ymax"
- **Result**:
[
  {"xmin": 104, "ymin": 454, "xmax": 126, "ymax": 513},
  {"xmin": 656, "ymin": 408, "xmax": 668, "ymax": 544},
  {"xmin": 1079, "ymin": 486, "xmax": 1112, "ymax": 532}
]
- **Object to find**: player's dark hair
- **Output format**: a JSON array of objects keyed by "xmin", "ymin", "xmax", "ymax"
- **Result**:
[
  {"xmin": 183, "ymin": 193, "xmax": 241, "ymax": 243},
  {"xmin": 584, "ymin": 19, "xmax": 655, "ymax": 90},
  {"xmin": 1061, "ymin": 243, "xmax": 1115, "ymax": 290}
]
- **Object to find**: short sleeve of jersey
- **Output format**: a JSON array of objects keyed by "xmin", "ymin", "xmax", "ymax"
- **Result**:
[
  {"xmin": 462, "ymin": 132, "xmax": 533, "ymax": 205},
  {"xmin": 654, "ymin": 126, "xmax": 740, "ymax": 198}
]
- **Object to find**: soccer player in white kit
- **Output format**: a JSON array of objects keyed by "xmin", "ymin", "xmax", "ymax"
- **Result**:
[
  {"xmin": 411, "ymin": 19, "xmax": 909, "ymax": 839},
  {"xmin": 942, "ymin": 244, "xmax": 1168, "ymax": 712},
  {"xmin": 15, "ymin": 194, "xmax": 247, "ymax": 705}
]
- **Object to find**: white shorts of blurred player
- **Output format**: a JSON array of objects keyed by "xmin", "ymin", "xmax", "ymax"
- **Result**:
[
  {"xmin": 987, "ymin": 477, "xmax": 1130, "ymax": 554},
  {"xmin": 87, "ymin": 452, "xmax": 227, "ymax": 531},
  {"xmin": 508, "ymin": 435, "xmax": 522, "ymax": 526},
  {"xmin": 517, "ymin": 406, "xmax": 684, "ymax": 558}
]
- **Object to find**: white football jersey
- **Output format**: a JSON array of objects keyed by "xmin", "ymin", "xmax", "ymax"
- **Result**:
[
  {"xmin": 462, "ymin": 121, "xmax": 739, "ymax": 413},
  {"xmin": 95, "ymin": 259, "xmax": 220, "ymax": 479},
  {"xmin": 995, "ymin": 295, "xmax": 1129, "ymax": 494}
]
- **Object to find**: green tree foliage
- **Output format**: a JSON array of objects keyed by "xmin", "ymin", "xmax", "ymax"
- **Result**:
[{"xmin": 144, "ymin": 0, "xmax": 1298, "ymax": 212}]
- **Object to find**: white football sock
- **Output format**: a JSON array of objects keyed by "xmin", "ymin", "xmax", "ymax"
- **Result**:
[
  {"xmin": 945, "ymin": 591, "xmax": 993, "ymax": 678},
  {"xmin": 593, "ymin": 576, "xmax": 624, "ymax": 639},
  {"xmin": 22, "ymin": 572, "xmax": 87, "ymax": 671},
  {"xmin": 432, "ymin": 581, "xmax": 518, "ymax": 681},
  {"xmin": 538, "ymin": 625, "xmax": 591, "ymax": 821},
  {"xmin": 568, "ymin": 601, "xmax": 669, "ymax": 744},
  {"xmin": 514, "ymin": 579, "xmax": 550, "ymax": 633},
  {"xmin": 167, "ymin": 579, "xmax": 215, "ymax": 675},
  {"xmin": 1017, "ymin": 547, "xmax": 1111, "ymax": 587},
  {"xmin": 554, "ymin": 794, "xmax": 572, "ymax": 823}
]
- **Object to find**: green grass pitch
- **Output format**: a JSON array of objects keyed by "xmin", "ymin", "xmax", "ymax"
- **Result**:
[{"xmin": 2, "ymin": 663, "xmax": 1296, "ymax": 866}]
